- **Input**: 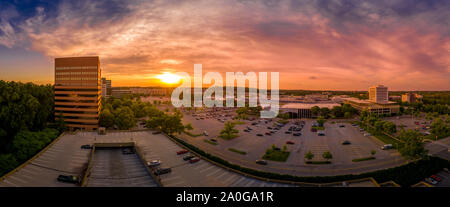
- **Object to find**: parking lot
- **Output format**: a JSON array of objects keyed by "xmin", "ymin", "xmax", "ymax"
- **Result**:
[
  {"xmin": 179, "ymin": 111, "xmax": 406, "ymax": 176},
  {"xmin": 384, "ymin": 116, "xmax": 433, "ymax": 136},
  {"xmin": 86, "ymin": 148, "xmax": 158, "ymax": 187},
  {"xmin": 0, "ymin": 130, "xmax": 295, "ymax": 187},
  {"xmin": 0, "ymin": 133, "xmax": 92, "ymax": 187}
]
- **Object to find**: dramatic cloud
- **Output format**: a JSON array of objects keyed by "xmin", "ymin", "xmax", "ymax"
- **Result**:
[{"xmin": 0, "ymin": 0, "xmax": 449, "ymax": 90}]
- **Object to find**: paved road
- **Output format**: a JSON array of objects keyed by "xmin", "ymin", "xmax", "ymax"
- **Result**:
[{"xmin": 426, "ymin": 137, "xmax": 450, "ymax": 161}]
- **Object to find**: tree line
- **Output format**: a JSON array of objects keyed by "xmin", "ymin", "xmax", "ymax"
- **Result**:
[{"xmin": 0, "ymin": 81, "xmax": 61, "ymax": 176}]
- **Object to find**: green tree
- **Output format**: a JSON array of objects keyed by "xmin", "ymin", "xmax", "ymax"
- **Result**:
[
  {"xmin": 383, "ymin": 122, "xmax": 397, "ymax": 134},
  {"xmin": 430, "ymin": 118, "xmax": 449, "ymax": 139},
  {"xmin": 184, "ymin": 123, "xmax": 194, "ymax": 131},
  {"xmin": 317, "ymin": 116, "xmax": 326, "ymax": 127},
  {"xmin": 114, "ymin": 107, "xmax": 137, "ymax": 130},
  {"xmin": 0, "ymin": 154, "xmax": 18, "ymax": 175},
  {"xmin": 55, "ymin": 112, "xmax": 68, "ymax": 132},
  {"xmin": 219, "ymin": 121, "xmax": 239, "ymax": 139},
  {"xmin": 398, "ymin": 130, "xmax": 428, "ymax": 159},
  {"xmin": 344, "ymin": 111, "xmax": 352, "ymax": 119},
  {"xmin": 311, "ymin": 106, "xmax": 320, "ymax": 116},
  {"xmin": 99, "ymin": 109, "xmax": 115, "ymax": 128},
  {"xmin": 322, "ymin": 151, "xmax": 333, "ymax": 161},
  {"xmin": 304, "ymin": 151, "xmax": 314, "ymax": 161},
  {"xmin": 371, "ymin": 150, "xmax": 376, "ymax": 156}
]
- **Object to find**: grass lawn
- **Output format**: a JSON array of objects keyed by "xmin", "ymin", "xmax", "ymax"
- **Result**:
[
  {"xmin": 312, "ymin": 126, "xmax": 325, "ymax": 130},
  {"xmin": 219, "ymin": 134, "xmax": 239, "ymax": 140},
  {"xmin": 184, "ymin": 131, "xmax": 203, "ymax": 137},
  {"xmin": 228, "ymin": 148, "xmax": 247, "ymax": 155},
  {"xmin": 352, "ymin": 157, "xmax": 376, "ymax": 162},
  {"xmin": 203, "ymin": 139, "xmax": 218, "ymax": 145},
  {"xmin": 262, "ymin": 149, "xmax": 290, "ymax": 162}
]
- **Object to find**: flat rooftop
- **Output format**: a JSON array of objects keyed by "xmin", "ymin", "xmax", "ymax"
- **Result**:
[
  {"xmin": 281, "ymin": 103, "xmax": 341, "ymax": 109},
  {"xmin": 342, "ymin": 97, "xmax": 397, "ymax": 105}
]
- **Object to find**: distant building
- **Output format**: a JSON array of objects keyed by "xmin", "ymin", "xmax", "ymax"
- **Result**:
[
  {"xmin": 101, "ymin": 78, "xmax": 112, "ymax": 98},
  {"xmin": 54, "ymin": 56, "xmax": 101, "ymax": 130},
  {"xmin": 111, "ymin": 89, "xmax": 132, "ymax": 98},
  {"xmin": 304, "ymin": 94, "xmax": 329, "ymax": 102},
  {"xmin": 129, "ymin": 87, "xmax": 172, "ymax": 96},
  {"xmin": 281, "ymin": 103, "xmax": 341, "ymax": 118},
  {"xmin": 343, "ymin": 85, "xmax": 399, "ymax": 116},
  {"xmin": 343, "ymin": 98, "xmax": 400, "ymax": 115},
  {"xmin": 369, "ymin": 85, "xmax": 388, "ymax": 103},
  {"xmin": 402, "ymin": 93, "xmax": 417, "ymax": 103},
  {"xmin": 389, "ymin": 95, "xmax": 401, "ymax": 101}
]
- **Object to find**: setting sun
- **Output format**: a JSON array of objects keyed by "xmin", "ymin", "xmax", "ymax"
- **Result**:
[{"xmin": 156, "ymin": 73, "xmax": 181, "ymax": 84}]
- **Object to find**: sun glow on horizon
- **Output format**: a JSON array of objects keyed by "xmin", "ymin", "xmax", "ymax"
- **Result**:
[{"xmin": 156, "ymin": 72, "xmax": 181, "ymax": 84}]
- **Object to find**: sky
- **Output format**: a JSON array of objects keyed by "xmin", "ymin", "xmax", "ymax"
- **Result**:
[{"xmin": 0, "ymin": 0, "xmax": 449, "ymax": 90}]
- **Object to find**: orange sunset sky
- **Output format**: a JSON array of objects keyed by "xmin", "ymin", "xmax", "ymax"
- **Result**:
[{"xmin": 0, "ymin": 0, "xmax": 449, "ymax": 90}]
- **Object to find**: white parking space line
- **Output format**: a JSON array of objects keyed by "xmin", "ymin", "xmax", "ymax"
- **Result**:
[
  {"xmin": 245, "ymin": 179, "xmax": 256, "ymax": 187},
  {"xmin": 199, "ymin": 165, "xmax": 216, "ymax": 173},
  {"xmin": 194, "ymin": 162, "xmax": 209, "ymax": 170},
  {"xmin": 165, "ymin": 181, "xmax": 186, "ymax": 187},
  {"xmin": 215, "ymin": 171, "xmax": 230, "ymax": 180},
  {"xmin": 232, "ymin": 177, "xmax": 249, "ymax": 186},
  {"xmin": 19, "ymin": 168, "xmax": 39, "ymax": 175},
  {"xmin": 206, "ymin": 168, "xmax": 222, "ymax": 177},
  {"xmin": 3, "ymin": 180, "xmax": 19, "ymax": 187},
  {"xmin": 8, "ymin": 176, "xmax": 27, "ymax": 184}
]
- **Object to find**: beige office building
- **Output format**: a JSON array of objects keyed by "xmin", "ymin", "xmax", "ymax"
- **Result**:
[
  {"xmin": 54, "ymin": 57, "xmax": 101, "ymax": 130},
  {"xmin": 369, "ymin": 85, "xmax": 388, "ymax": 103}
]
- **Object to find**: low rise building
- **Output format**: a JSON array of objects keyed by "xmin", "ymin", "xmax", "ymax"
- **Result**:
[
  {"xmin": 342, "ymin": 97, "xmax": 400, "ymax": 115},
  {"xmin": 281, "ymin": 103, "xmax": 341, "ymax": 118}
]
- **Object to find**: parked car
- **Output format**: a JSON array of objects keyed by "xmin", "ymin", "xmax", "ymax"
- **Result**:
[
  {"xmin": 154, "ymin": 168, "xmax": 172, "ymax": 175},
  {"xmin": 265, "ymin": 132, "xmax": 272, "ymax": 136},
  {"xmin": 255, "ymin": 160, "xmax": 267, "ymax": 165},
  {"xmin": 203, "ymin": 131, "xmax": 209, "ymax": 136},
  {"xmin": 317, "ymin": 131, "xmax": 325, "ymax": 136},
  {"xmin": 286, "ymin": 141, "xmax": 295, "ymax": 145},
  {"xmin": 285, "ymin": 131, "xmax": 292, "ymax": 134},
  {"xmin": 147, "ymin": 160, "xmax": 161, "ymax": 167},
  {"xmin": 425, "ymin": 177, "xmax": 438, "ymax": 185},
  {"xmin": 273, "ymin": 147, "xmax": 281, "ymax": 151},
  {"xmin": 267, "ymin": 127, "xmax": 272, "ymax": 130},
  {"xmin": 210, "ymin": 138, "xmax": 217, "ymax": 142},
  {"xmin": 256, "ymin": 133, "xmax": 263, "ymax": 137},
  {"xmin": 244, "ymin": 129, "xmax": 250, "ymax": 132},
  {"xmin": 351, "ymin": 123, "xmax": 358, "ymax": 126},
  {"xmin": 430, "ymin": 175, "xmax": 441, "ymax": 182},
  {"xmin": 177, "ymin": 149, "xmax": 189, "ymax": 155},
  {"xmin": 80, "ymin": 145, "xmax": 92, "ymax": 149},
  {"xmin": 293, "ymin": 133, "xmax": 302, "ymax": 136},
  {"xmin": 122, "ymin": 148, "xmax": 135, "ymax": 154},
  {"xmin": 381, "ymin": 144, "xmax": 393, "ymax": 150},
  {"xmin": 189, "ymin": 157, "xmax": 200, "ymax": 163},
  {"xmin": 341, "ymin": 140, "xmax": 351, "ymax": 145},
  {"xmin": 57, "ymin": 175, "xmax": 81, "ymax": 184},
  {"xmin": 183, "ymin": 155, "xmax": 195, "ymax": 161},
  {"xmin": 339, "ymin": 125, "xmax": 345, "ymax": 128},
  {"xmin": 364, "ymin": 133, "xmax": 371, "ymax": 137}
]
